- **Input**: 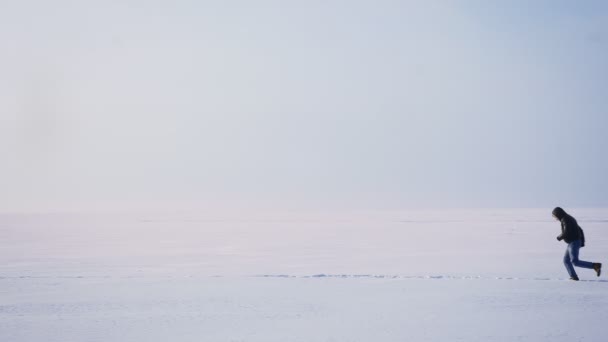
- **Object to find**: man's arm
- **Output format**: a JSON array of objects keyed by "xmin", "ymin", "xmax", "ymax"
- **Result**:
[{"xmin": 557, "ymin": 221, "xmax": 565, "ymax": 241}]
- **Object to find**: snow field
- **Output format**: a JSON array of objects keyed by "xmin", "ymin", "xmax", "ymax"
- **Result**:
[{"xmin": 1, "ymin": 209, "xmax": 607, "ymax": 341}]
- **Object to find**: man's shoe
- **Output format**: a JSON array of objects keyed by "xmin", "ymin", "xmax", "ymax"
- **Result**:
[
  {"xmin": 570, "ymin": 276, "xmax": 580, "ymax": 281},
  {"xmin": 594, "ymin": 263, "xmax": 602, "ymax": 277}
]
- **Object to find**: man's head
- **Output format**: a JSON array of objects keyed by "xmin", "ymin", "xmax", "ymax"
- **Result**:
[{"xmin": 552, "ymin": 207, "xmax": 566, "ymax": 220}]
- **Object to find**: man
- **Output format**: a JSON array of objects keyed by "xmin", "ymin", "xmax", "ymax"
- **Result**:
[{"xmin": 553, "ymin": 207, "xmax": 601, "ymax": 281}]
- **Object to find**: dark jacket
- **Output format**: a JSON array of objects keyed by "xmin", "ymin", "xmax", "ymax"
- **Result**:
[{"xmin": 557, "ymin": 213, "xmax": 585, "ymax": 246}]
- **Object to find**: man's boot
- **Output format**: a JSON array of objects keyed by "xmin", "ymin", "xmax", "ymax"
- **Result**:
[
  {"xmin": 570, "ymin": 276, "xmax": 580, "ymax": 281},
  {"xmin": 593, "ymin": 263, "xmax": 602, "ymax": 277}
]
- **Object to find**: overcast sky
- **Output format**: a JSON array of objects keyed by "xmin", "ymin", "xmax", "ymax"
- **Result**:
[{"xmin": 1, "ymin": 0, "xmax": 607, "ymax": 212}]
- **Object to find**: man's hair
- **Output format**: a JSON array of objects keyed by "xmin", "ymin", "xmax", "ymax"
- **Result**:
[{"xmin": 552, "ymin": 207, "xmax": 566, "ymax": 219}]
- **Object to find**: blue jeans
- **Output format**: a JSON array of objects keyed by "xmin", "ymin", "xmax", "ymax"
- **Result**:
[{"xmin": 563, "ymin": 239, "xmax": 594, "ymax": 278}]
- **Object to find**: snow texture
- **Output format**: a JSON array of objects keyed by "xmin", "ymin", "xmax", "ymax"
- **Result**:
[{"xmin": 1, "ymin": 209, "xmax": 607, "ymax": 341}]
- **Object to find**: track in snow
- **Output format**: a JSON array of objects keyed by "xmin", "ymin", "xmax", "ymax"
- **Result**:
[
  {"xmin": 253, "ymin": 274, "xmax": 608, "ymax": 282},
  {"xmin": 2, "ymin": 274, "xmax": 606, "ymax": 282}
]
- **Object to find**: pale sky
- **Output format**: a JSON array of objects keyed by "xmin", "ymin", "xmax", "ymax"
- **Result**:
[{"xmin": 1, "ymin": 0, "xmax": 607, "ymax": 212}]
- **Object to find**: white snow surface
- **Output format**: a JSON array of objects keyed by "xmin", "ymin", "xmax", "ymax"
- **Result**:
[{"xmin": 1, "ymin": 208, "xmax": 607, "ymax": 341}]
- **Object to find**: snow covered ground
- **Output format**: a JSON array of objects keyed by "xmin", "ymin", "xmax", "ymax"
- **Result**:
[{"xmin": 1, "ymin": 209, "xmax": 607, "ymax": 341}]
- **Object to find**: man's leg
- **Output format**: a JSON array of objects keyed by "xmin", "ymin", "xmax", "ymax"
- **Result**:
[
  {"xmin": 563, "ymin": 246, "xmax": 578, "ymax": 279},
  {"xmin": 569, "ymin": 240, "xmax": 595, "ymax": 269}
]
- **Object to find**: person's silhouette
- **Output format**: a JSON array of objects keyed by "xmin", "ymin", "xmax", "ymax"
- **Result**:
[{"xmin": 553, "ymin": 207, "xmax": 602, "ymax": 281}]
